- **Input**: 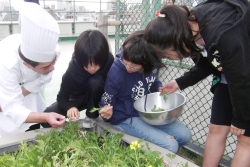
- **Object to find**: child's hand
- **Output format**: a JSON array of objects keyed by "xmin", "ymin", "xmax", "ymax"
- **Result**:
[
  {"xmin": 67, "ymin": 107, "xmax": 80, "ymax": 122},
  {"xmin": 99, "ymin": 104, "xmax": 113, "ymax": 119},
  {"xmin": 159, "ymin": 80, "xmax": 179, "ymax": 94}
]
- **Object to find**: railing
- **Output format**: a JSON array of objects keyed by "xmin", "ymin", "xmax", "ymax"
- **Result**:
[
  {"xmin": 0, "ymin": 21, "xmax": 116, "ymax": 40},
  {"xmin": 0, "ymin": 0, "xmax": 117, "ymax": 39}
]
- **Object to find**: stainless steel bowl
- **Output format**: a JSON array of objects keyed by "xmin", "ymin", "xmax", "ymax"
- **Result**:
[{"xmin": 133, "ymin": 92, "xmax": 186, "ymax": 125}]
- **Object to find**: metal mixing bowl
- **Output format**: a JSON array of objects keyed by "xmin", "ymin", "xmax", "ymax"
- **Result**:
[{"xmin": 133, "ymin": 92, "xmax": 186, "ymax": 125}]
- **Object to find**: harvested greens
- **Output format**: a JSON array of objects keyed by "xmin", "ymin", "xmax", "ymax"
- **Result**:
[
  {"xmin": 151, "ymin": 105, "xmax": 165, "ymax": 112},
  {"xmin": 89, "ymin": 107, "xmax": 99, "ymax": 113},
  {"xmin": 161, "ymin": 91, "xmax": 168, "ymax": 102}
]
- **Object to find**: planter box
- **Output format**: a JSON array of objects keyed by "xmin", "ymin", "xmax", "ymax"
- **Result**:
[{"xmin": 0, "ymin": 117, "xmax": 198, "ymax": 167}]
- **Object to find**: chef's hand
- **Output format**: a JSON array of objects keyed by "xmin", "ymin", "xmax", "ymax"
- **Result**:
[
  {"xmin": 159, "ymin": 80, "xmax": 179, "ymax": 94},
  {"xmin": 67, "ymin": 107, "xmax": 80, "ymax": 122},
  {"xmin": 99, "ymin": 104, "xmax": 113, "ymax": 120},
  {"xmin": 46, "ymin": 112, "xmax": 66, "ymax": 128},
  {"xmin": 230, "ymin": 125, "xmax": 245, "ymax": 136}
]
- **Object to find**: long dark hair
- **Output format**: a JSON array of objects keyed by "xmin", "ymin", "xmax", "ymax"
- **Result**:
[
  {"xmin": 144, "ymin": 5, "xmax": 203, "ymax": 60},
  {"xmin": 74, "ymin": 30, "xmax": 109, "ymax": 69},
  {"xmin": 122, "ymin": 30, "xmax": 164, "ymax": 74}
]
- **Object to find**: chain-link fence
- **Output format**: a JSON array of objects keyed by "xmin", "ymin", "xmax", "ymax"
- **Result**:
[{"xmin": 115, "ymin": 0, "xmax": 238, "ymax": 166}]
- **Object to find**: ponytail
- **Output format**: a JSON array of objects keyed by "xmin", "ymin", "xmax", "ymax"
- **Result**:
[{"xmin": 144, "ymin": 5, "xmax": 202, "ymax": 60}]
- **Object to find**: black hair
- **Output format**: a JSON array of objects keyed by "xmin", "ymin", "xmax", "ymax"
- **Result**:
[
  {"xmin": 18, "ymin": 46, "xmax": 39, "ymax": 67},
  {"xmin": 144, "ymin": 5, "xmax": 203, "ymax": 60},
  {"xmin": 74, "ymin": 30, "xmax": 109, "ymax": 69},
  {"xmin": 122, "ymin": 30, "xmax": 164, "ymax": 74}
]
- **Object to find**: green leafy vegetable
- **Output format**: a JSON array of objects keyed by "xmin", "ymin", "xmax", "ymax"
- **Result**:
[
  {"xmin": 161, "ymin": 91, "xmax": 168, "ymax": 102},
  {"xmin": 151, "ymin": 105, "xmax": 165, "ymax": 112},
  {"xmin": 89, "ymin": 107, "xmax": 99, "ymax": 113}
]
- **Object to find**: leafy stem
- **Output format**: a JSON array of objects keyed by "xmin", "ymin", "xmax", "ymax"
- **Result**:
[
  {"xmin": 135, "ymin": 149, "xmax": 139, "ymax": 167},
  {"xmin": 161, "ymin": 90, "xmax": 168, "ymax": 102},
  {"xmin": 89, "ymin": 107, "xmax": 100, "ymax": 113}
]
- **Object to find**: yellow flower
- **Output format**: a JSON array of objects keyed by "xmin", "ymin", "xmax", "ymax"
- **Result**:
[
  {"xmin": 148, "ymin": 165, "xmax": 153, "ymax": 167},
  {"xmin": 130, "ymin": 141, "xmax": 141, "ymax": 149},
  {"xmin": 132, "ymin": 141, "xmax": 138, "ymax": 146},
  {"xmin": 130, "ymin": 145, "xmax": 135, "ymax": 150}
]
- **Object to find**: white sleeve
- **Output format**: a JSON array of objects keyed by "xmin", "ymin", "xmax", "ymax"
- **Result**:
[{"xmin": 0, "ymin": 63, "xmax": 31, "ymax": 127}]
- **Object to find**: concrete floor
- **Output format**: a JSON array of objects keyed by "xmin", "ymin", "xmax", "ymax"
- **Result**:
[{"xmin": 43, "ymin": 37, "xmax": 116, "ymax": 119}]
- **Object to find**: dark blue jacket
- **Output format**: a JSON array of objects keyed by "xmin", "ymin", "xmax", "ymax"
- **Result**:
[{"xmin": 99, "ymin": 50, "xmax": 162, "ymax": 125}]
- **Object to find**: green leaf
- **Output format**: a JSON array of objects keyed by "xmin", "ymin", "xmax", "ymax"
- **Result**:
[
  {"xmin": 151, "ymin": 105, "xmax": 157, "ymax": 112},
  {"xmin": 161, "ymin": 90, "xmax": 168, "ymax": 102},
  {"xmin": 89, "ymin": 107, "xmax": 99, "ymax": 113},
  {"xmin": 151, "ymin": 105, "xmax": 165, "ymax": 112}
]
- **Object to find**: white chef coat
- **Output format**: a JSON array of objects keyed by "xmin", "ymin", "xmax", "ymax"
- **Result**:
[{"xmin": 0, "ymin": 34, "xmax": 60, "ymax": 137}]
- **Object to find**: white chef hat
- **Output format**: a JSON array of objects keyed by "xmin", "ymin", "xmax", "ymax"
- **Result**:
[{"xmin": 20, "ymin": 2, "xmax": 60, "ymax": 62}]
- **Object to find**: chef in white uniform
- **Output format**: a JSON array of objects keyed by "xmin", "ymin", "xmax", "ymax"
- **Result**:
[{"xmin": 0, "ymin": 2, "xmax": 66, "ymax": 137}]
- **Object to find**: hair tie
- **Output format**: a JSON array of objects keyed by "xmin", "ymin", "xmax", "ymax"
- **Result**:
[{"xmin": 155, "ymin": 11, "xmax": 165, "ymax": 17}]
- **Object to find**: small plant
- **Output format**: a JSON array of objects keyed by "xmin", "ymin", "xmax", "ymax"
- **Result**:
[
  {"xmin": 0, "ymin": 122, "xmax": 189, "ymax": 167},
  {"xmin": 166, "ymin": 153, "xmax": 190, "ymax": 167},
  {"xmin": 177, "ymin": 147, "xmax": 205, "ymax": 166}
]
